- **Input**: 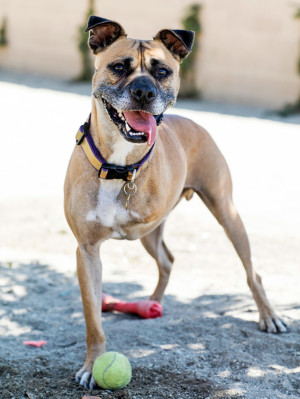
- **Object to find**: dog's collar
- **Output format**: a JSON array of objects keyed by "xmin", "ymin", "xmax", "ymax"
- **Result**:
[{"xmin": 75, "ymin": 115, "xmax": 156, "ymax": 181}]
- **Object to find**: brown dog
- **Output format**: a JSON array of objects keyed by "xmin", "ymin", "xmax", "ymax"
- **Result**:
[{"xmin": 64, "ymin": 16, "xmax": 286, "ymax": 389}]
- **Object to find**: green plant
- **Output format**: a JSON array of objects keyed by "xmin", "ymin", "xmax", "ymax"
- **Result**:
[
  {"xmin": 0, "ymin": 17, "xmax": 8, "ymax": 46},
  {"xmin": 179, "ymin": 4, "xmax": 201, "ymax": 98},
  {"xmin": 277, "ymin": 99, "xmax": 300, "ymax": 117},
  {"xmin": 76, "ymin": 0, "xmax": 95, "ymax": 81},
  {"xmin": 278, "ymin": 8, "xmax": 300, "ymax": 115},
  {"xmin": 295, "ymin": 8, "xmax": 300, "ymax": 75}
]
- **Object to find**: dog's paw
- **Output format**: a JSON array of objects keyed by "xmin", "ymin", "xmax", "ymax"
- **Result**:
[
  {"xmin": 75, "ymin": 364, "xmax": 97, "ymax": 390},
  {"xmin": 259, "ymin": 314, "xmax": 287, "ymax": 333}
]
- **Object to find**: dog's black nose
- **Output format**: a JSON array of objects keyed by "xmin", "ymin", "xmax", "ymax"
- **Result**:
[{"xmin": 130, "ymin": 77, "xmax": 157, "ymax": 105}]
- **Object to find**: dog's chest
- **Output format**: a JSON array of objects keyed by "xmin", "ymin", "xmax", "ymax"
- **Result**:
[{"xmin": 86, "ymin": 180, "xmax": 141, "ymax": 238}]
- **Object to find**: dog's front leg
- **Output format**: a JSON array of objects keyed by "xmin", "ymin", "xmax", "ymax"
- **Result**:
[{"xmin": 75, "ymin": 242, "xmax": 105, "ymax": 389}]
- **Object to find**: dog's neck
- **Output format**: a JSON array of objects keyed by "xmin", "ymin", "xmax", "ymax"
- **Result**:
[{"xmin": 89, "ymin": 98, "xmax": 152, "ymax": 167}]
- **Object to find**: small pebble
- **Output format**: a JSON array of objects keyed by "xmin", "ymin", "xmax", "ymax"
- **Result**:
[{"xmin": 81, "ymin": 396, "xmax": 103, "ymax": 399}]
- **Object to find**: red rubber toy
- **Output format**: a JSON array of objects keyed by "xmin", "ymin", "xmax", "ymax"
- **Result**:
[{"xmin": 102, "ymin": 293, "xmax": 163, "ymax": 319}]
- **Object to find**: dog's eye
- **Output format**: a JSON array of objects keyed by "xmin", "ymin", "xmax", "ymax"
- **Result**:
[
  {"xmin": 158, "ymin": 68, "xmax": 168, "ymax": 76},
  {"xmin": 155, "ymin": 67, "xmax": 172, "ymax": 79},
  {"xmin": 108, "ymin": 58, "xmax": 134, "ymax": 77},
  {"xmin": 112, "ymin": 63, "xmax": 124, "ymax": 72}
]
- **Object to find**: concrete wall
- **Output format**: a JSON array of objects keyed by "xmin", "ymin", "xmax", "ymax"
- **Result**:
[
  {"xmin": 198, "ymin": 0, "xmax": 300, "ymax": 107},
  {"xmin": 0, "ymin": 0, "xmax": 300, "ymax": 107},
  {"xmin": 0, "ymin": 0, "xmax": 86, "ymax": 78}
]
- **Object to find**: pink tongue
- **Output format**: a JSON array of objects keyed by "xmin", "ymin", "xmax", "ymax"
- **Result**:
[{"xmin": 123, "ymin": 110, "xmax": 157, "ymax": 146}]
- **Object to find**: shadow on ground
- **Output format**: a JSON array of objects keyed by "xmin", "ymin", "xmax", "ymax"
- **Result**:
[
  {"xmin": 0, "ymin": 69, "xmax": 91, "ymax": 96},
  {"xmin": 0, "ymin": 261, "xmax": 299, "ymax": 399}
]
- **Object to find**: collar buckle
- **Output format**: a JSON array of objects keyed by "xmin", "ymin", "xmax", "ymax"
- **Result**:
[{"xmin": 97, "ymin": 163, "xmax": 135, "ymax": 181}]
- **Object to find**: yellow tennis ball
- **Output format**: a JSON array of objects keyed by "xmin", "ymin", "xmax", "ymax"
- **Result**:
[{"xmin": 92, "ymin": 351, "xmax": 132, "ymax": 390}]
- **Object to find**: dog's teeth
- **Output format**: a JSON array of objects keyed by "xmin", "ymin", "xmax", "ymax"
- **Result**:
[
  {"xmin": 101, "ymin": 98, "xmax": 146, "ymax": 140},
  {"xmin": 128, "ymin": 131, "xmax": 144, "ymax": 136}
]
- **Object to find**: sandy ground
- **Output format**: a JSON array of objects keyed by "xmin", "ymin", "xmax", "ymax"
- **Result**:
[{"xmin": 0, "ymin": 70, "xmax": 299, "ymax": 399}]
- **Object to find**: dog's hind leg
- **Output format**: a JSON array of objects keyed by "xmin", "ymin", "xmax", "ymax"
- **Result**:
[
  {"xmin": 141, "ymin": 221, "xmax": 174, "ymax": 303},
  {"xmin": 196, "ymin": 184, "xmax": 287, "ymax": 333}
]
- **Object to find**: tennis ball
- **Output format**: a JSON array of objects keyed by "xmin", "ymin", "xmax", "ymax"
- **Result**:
[{"xmin": 92, "ymin": 351, "xmax": 132, "ymax": 390}]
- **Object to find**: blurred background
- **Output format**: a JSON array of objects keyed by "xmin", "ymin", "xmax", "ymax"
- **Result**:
[{"xmin": 1, "ymin": 0, "xmax": 300, "ymax": 108}]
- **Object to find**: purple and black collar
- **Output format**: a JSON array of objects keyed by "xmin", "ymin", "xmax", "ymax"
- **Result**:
[{"xmin": 75, "ymin": 114, "xmax": 156, "ymax": 181}]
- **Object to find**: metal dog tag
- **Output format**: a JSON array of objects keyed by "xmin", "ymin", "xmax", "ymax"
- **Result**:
[
  {"xmin": 123, "ymin": 169, "xmax": 137, "ymax": 209},
  {"xmin": 124, "ymin": 182, "xmax": 137, "ymax": 209}
]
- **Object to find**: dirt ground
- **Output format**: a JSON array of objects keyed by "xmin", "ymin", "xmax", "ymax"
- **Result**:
[{"xmin": 0, "ymin": 71, "xmax": 299, "ymax": 399}]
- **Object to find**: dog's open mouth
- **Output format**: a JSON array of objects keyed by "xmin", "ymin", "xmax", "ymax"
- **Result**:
[{"xmin": 102, "ymin": 98, "xmax": 161, "ymax": 146}]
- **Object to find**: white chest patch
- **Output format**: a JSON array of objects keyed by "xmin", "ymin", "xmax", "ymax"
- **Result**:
[
  {"xmin": 85, "ymin": 132, "xmax": 142, "ymax": 236},
  {"xmin": 86, "ymin": 180, "xmax": 140, "ymax": 236}
]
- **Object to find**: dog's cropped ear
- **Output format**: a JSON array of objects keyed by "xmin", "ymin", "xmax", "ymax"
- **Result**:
[
  {"xmin": 154, "ymin": 29, "xmax": 195, "ymax": 61},
  {"xmin": 85, "ymin": 16, "xmax": 127, "ymax": 54}
]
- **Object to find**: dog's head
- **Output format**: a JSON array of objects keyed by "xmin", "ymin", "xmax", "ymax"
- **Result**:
[{"xmin": 86, "ymin": 16, "xmax": 194, "ymax": 146}]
